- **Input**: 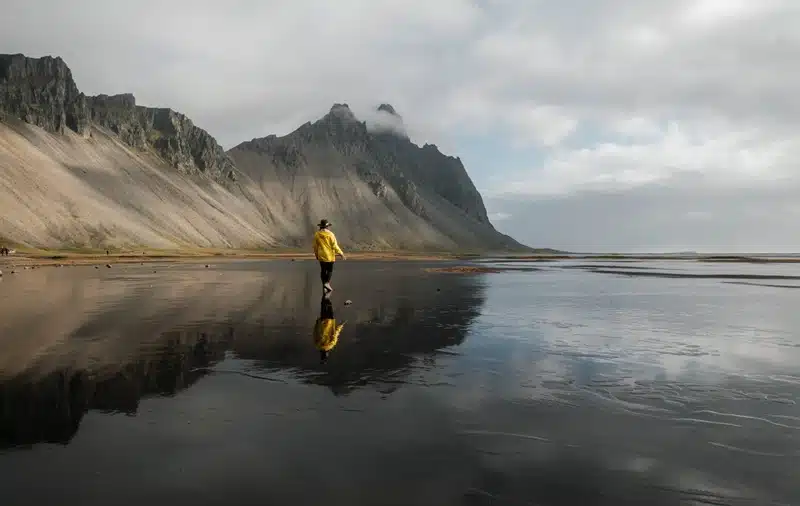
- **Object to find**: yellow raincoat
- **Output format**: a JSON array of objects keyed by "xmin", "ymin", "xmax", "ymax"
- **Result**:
[
  {"xmin": 313, "ymin": 229, "xmax": 344, "ymax": 263},
  {"xmin": 314, "ymin": 317, "xmax": 345, "ymax": 352}
]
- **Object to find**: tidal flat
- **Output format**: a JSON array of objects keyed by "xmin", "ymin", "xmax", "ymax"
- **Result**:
[{"xmin": 0, "ymin": 258, "xmax": 798, "ymax": 505}]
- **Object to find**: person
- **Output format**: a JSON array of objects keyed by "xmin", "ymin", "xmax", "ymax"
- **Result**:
[
  {"xmin": 312, "ymin": 219, "xmax": 345, "ymax": 293},
  {"xmin": 314, "ymin": 294, "xmax": 345, "ymax": 363}
]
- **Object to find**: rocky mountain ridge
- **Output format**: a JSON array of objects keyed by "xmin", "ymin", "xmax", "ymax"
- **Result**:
[
  {"xmin": 0, "ymin": 54, "xmax": 235, "ymax": 183},
  {"xmin": 0, "ymin": 54, "xmax": 89, "ymax": 135},
  {"xmin": 88, "ymin": 93, "xmax": 237, "ymax": 182},
  {"xmin": 0, "ymin": 53, "xmax": 527, "ymax": 251}
]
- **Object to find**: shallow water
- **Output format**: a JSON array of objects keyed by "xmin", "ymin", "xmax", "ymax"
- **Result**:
[{"xmin": 0, "ymin": 259, "xmax": 798, "ymax": 505}]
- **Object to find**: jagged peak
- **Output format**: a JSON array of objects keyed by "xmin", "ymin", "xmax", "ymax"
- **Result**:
[
  {"xmin": 366, "ymin": 103, "xmax": 407, "ymax": 139},
  {"xmin": 377, "ymin": 103, "xmax": 399, "ymax": 116},
  {"xmin": 328, "ymin": 103, "xmax": 356, "ymax": 120}
]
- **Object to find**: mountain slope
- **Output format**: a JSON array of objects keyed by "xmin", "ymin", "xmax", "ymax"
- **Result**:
[
  {"xmin": 0, "ymin": 53, "xmax": 527, "ymax": 251},
  {"xmin": 228, "ymin": 104, "xmax": 524, "ymax": 250},
  {"xmin": 0, "ymin": 120, "xmax": 283, "ymax": 248}
]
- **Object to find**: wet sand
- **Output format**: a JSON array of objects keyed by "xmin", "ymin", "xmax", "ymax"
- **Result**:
[
  {"xmin": 0, "ymin": 249, "xmax": 454, "ymax": 270},
  {"xmin": 4, "ymin": 249, "xmax": 800, "ymax": 271},
  {"xmin": 0, "ymin": 259, "xmax": 798, "ymax": 505}
]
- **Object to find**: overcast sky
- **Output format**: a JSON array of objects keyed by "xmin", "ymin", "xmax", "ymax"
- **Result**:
[{"xmin": 4, "ymin": 0, "xmax": 800, "ymax": 252}]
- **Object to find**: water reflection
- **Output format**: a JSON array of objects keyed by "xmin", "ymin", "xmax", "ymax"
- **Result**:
[
  {"xmin": 0, "ymin": 260, "xmax": 797, "ymax": 505},
  {"xmin": 314, "ymin": 294, "xmax": 343, "ymax": 363},
  {"xmin": 0, "ymin": 261, "xmax": 487, "ymax": 448},
  {"xmin": 0, "ymin": 331, "xmax": 228, "ymax": 449}
]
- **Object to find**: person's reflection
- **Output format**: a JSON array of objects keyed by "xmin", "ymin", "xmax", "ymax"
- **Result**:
[{"xmin": 313, "ymin": 294, "xmax": 345, "ymax": 363}]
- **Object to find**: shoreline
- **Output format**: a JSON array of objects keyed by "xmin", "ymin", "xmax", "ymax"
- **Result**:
[
  {"xmin": 0, "ymin": 249, "xmax": 460, "ymax": 269},
  {"xmin": 483, "ymin": 254, "xmax": 800, "ymax": 264},
  {"xmin": 3, "ymin": 249, "xmax": 800, "ymax": 270}
]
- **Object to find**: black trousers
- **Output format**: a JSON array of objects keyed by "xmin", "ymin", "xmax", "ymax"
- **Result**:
[
  {"xmin": 319, "ymin": 261, "xmax": 334, "ymax": 284},
  {"xmin": 320, "ymin": 295, "xmax": 334, "ymax": 319}
]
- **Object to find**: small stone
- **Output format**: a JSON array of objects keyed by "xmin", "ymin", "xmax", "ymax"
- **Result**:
[
  {"xmin": 106, "ymin": 264, "xmax": 112, "ymax": 268},
  {"xmin": 94, "ymin": 266, "xmax": 99, "ymax": 269},
  {"xmin": 205, "ymin": 264, "xmax": 209, "ymax": 268}
]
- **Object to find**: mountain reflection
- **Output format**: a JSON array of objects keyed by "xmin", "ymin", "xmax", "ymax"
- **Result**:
[
  {"xmin": 0, "ymin": 330, "xmax": 230, "ymax": 449},
  {"xmin": 0, "ymin": 262, "xmax": 487, "ymax": 448}
]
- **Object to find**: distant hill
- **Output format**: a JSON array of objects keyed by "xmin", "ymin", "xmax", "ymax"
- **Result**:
[{"xmin": 0, "ymin": 53, "xmax": 529, "ymax": 252}]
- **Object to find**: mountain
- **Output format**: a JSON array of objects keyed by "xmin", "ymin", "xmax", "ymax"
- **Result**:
[
  {"xmin": 228, "ymin": 103, "xmax": 523, "ymax": 250},
  {"xmin": 0, "ymin": 53, "xmax": 528, "ymax": 252}
]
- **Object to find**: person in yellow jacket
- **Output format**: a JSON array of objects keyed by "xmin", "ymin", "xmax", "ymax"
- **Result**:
[
  {"xmin": 314, "ymin": 295, "xmax": 345, "ymax": 363},
  {"xmin": 313, "ymin": 219, "xmax": 345, "ymax": 293}
]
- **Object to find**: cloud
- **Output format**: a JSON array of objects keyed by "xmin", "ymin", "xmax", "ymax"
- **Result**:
[
  {"xmin": 2, "ymin": 0, "xmax": 800, "ymax": 250},
  {"xmin": 7, "ymin": 0, "xmax": 792, "ymax": 146},
  {"xmin": 506, "ymin": 105, "xmax": 578, "ymax": 148},
  {"xmin": 499, "ymin": 119, "xmax": 800, "ymax": 196},
  {"xmin": 359, "ymin": 106, "xmax": 408, "ymax": 138},
  {"xmin": 487, "ymin": 173, "xmax": 800, "ymax": 253}
]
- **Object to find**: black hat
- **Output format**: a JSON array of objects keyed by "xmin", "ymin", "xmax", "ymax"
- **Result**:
[{"xmin": 318, "ymin": 219, "xmax": 331, "ymax": 229}]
